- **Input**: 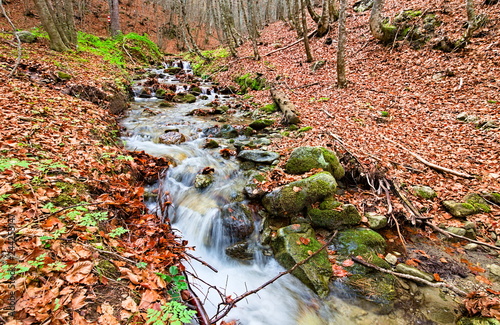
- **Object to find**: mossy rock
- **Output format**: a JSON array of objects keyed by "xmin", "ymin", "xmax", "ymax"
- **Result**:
[
  {"xmin": 285, "ymin": 146, "xmax": 345, "ymax": 180},
  {"xmin": 235, "ymin": 73, "xmax": 266, "ymax": 94},
  {"xmin": 15, "ymin": 31, "xmax": 37, "ymax": 43},
  {"xmin": 219, "ymin": 124, "xmax": 238, "ymax": 138},
  {"xmin": 380, "ymin": 22, "xmax": 398, "ymax": 44},
  {"xmin": 457, "ymin": 317, "xmax": 500, "ymax": 325},
  {"xmin": 159, "ymin": 101, "xmax": 174, "ymax": 108},
  {"xmin": 173, "ymin": 93, "xmax": 196, "ymax": 103},
  {"xmin": 260, "ymin": 103, "xmax": 277, "ymax": 113},
  {"xmin": 484, "ymin": 192, "xmax": 500, "ymax": 205},
  {"xmin": 464, "ymin": 193, "xmax": 491, "ymax": 213},
  {"xmin": 412, "ymin": 185, "xmax": 437, "ymax": 199},
  {"xmin": 249, "ymin": 119, "xmax": 275, "ymax": 130},
  {"xmin": 204, "ymin": 139, "xmax": 219, "ymax": 149},
  {"xmin": 262, "ymin": 172, "xmax": 337, "ymax": 217},
  {"xmin": 56, "ymin": 71, "xmax": 72, "ymax": 81},
  {"xmin": 165, "ymin": 67, "xmax": 182, "ymax": 74},
  {"xmin": 333, "ymin": 228, "xmax": 395, "ymax": 305},
  {"xmin": 442, "ymin": 201, "xmax": 478, "ymax": 218},
  {"xmin": 271, "ymin": 223, "xmax": 331, "ymax": 297},
  {"xmin": 307, "ymin": 202, "xmax": 361, "ymax": 230}
]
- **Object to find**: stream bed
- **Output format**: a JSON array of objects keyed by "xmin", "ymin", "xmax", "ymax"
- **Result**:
[{"xmin": 120, "ymin": 63, "xmax": 462, "ymax": 325}]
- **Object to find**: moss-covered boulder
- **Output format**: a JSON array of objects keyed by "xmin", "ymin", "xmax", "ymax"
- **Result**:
[
  {"xmin": 173, "ymin": 92, "xmax": 197, "ymax": 103},
  {"xmin": 271, "ymin": 223, "xmax": 331, "ymax": 297},
  {"xmin": 333, "ymin": 228, "xmax": 396, "ymax": 306},
  {"xmin": 307, "ymin": 199, "xmax": 361, "ymax": 230},
  {"xmin": 219, "ymin": 124, "xmax": 238, "ymax": 139},
  {"xmin": 484, "ymin": 192, "xmax": 500, "ymax": 205},
  {"xmin": 235, "ymin": 73, "xmax": 266, "ymax": 94},
  {"xmin": 285, "ymin": 147, "xmax": 345, "ymax": 180},
  {"xmin": 412, "ymin": 185, "xmax": 437, "ymax": 199},
  {"xmin": 262, "ymin": 172, "xmax": 337, "ymax": 217},
  {"xmin": 15, "ymin": 31, "xmax": 37, "ymax": 43},
  {"xmin": 464, "ymin": 193, "xmax": 491, "ymax": 213},
  {"xmin": 56, "ymin": 71, "xmax": 72, "ymax": 81},
  {"xmin": 249, "ymin": 119, "xmax": 275, "ymax": 130}
]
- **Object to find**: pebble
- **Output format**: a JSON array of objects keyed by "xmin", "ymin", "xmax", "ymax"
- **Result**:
[
  {"xmin": 463, "ymin": 243, "xmax": 478, "ymax": 250},
  {"xmin": 385, "ymin": 253, "xmax": 398, "ymax": 265}
]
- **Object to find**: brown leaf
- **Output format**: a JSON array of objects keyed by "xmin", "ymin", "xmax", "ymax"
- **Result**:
[{"xmin": 65, "ymin": 261, "xmax": 93, "ymax": 283}]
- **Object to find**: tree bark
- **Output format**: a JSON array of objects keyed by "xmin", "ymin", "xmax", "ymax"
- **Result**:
[
  {"xmin": 369, "ymin": 0, "xmax": 385, "ymax": 41},
  {"xmin": 271, "ymin": 88, "xmax": 301, "ymax": 125},
  {"xmin": 109, "ymin": 0, "xmax": 121, "ymax": 37},
  {"xmin": 337, "ymin": 0, "xmax": 347, "ymax": 87},
  {"xmin": 33, "ymin": 0, "xmax": 77, "ymax": 51},
  {"xmin": 300, "ymin": 0, "xmax": 313, "ymax": 62}
]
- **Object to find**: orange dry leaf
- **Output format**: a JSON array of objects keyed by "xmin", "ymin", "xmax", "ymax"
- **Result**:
[
  {"xmin": 65, "ymin": 261, "xmax": 93, "ymax": 283},
  {"xmin": 293, "ymin": 186, "xmax": 302, "ymax": 192},
  {"xmin": 433, "ymin": 273, "xmax": 442, "ymax": 282},
  {"xmin": 475, "ymin": 275, "xmax": 492, "ymax": 285},
  {"xmin": 299, "ymin": 237, "xmax": 311, "ymax": 245},
  {"xmin": 332, "ymin": 264, "xmax": 349, "ymax": 277},
  {"xmin": 342, "ymin": 259, "xmax": 355, "ymax": 267}
]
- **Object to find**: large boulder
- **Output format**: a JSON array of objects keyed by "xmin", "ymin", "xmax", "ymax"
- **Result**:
[
  {"xmin": 262, "ymin": 172, "xmax": 337, "ymax": 217},
  {"xmin": 238, "ymin": 150, "xmax": 280, "ymax": 164},
  {"xmin": 285, "ymin": 147, "xmax": 345, "ymax": 180},
  {"xmin": 15, "ymin": 31, "xmax": 37, "ymax": 43},
  {"xmin": 333, "ymin": 228, "xmax": 396, "ymax": 308},
  {"xmin": 221, "ymin": 202, "xmax": 254, "ymax": 241},
  {"xmin": 271, "ymin": 223, "xmax": 331, "ymax": 297},
  {"xmin": 307, "ymin": 198, "xmax": 361, "ymax": 229}
]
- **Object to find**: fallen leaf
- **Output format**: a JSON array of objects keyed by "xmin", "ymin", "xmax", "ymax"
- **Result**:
[{"xmin": 342, "ymin": 259, "xmax": 354, "ymax": 267}]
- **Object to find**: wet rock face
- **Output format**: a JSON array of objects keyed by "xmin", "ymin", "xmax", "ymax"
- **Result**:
[
  {"xmin": 220, "ymin": 202, "xmax": 255, "ymax": 241},
  {"xmin": 159, "ymin": 131, "xmax": 186, "ymax": 145},
  {"xmin": 285, "ymin": 146, "xmax": 345, "ymax": 180},
  {"xmin": 262, "ymin": 172, "xmax": 337, "ymax": 217},
  {"xmin": 225, "ymin": 241, "xmax": 255, "ymax": 260},
  {"xmin": 270, "ymin": 223, "xmax": 331, "ymax": 297}
]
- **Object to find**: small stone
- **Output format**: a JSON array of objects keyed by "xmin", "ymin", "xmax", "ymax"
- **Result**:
[
  {"xmin": 446, "ymin": 227, "xmax": 466, "ymax": 237},
  {"xmin": 464, "ymin": 221, "xmax": 476, "ymax": 230},
  {"xmin": 385, "ymin": 253, "xmax": 398, "ymax": 265},
  {"xmin": 395, "ymin": 263, "xmax": 435, "ymax": 282},
  {"xmin": 412, "ymin": 185, "xmax": 437, "ymax": 199},
  {"xmin": 464, "ymin": 243, "xmax": 478, "ymax": 251},
  {"xmin": 366, "ymin": 212, "xmax": 388, "ymax": 230},
  {"xmin": 159, "ymin": 131, "xmax": 186, "ymax": 145},
  {"xmin": 489, "ymin": 264, "xmax": 500, "ymax": 277},
  {"xmin": 442, "ymin": 201, "xmax": 478, "ymax": 218},
  {"xmin": 194, "ymin": 174, "xmax": 214, "ymax": 189}
]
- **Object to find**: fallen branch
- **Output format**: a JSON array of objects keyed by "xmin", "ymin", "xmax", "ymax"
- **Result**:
[
  {"xmin": 185, "ymin": 252, "xmax": 218, "ymax": 273},
  {"xmin": 210, "ymin": 231, "xmax": 337, "ymax": 323},
  {"xmin": 270, "ymin": 88, "xmax": 301, "ymax": 125},
  {"xmin": 381, "ymin": 136, "xmax": 474, "ymax": 179},
  {"xmin": 422, "ymin": 220, "xmax": 500, "ymax": 251},
  {"xmin": 182, "ymin": 271, "xmax": 211, "ymax": 325},
  {"xmin": 352, "ymin": 256, "xmax": 467, "ymax": 297},
  {"xmin": 387, "ymin": 178, "xmax": 432, "ymax": 225},
  {"xmin": 320, "ymin": 108, "xmax": 334, "ymax": 119},
  {"xmin": 263, "ymin": 29, "xmax": 317, "ymax": 57}
]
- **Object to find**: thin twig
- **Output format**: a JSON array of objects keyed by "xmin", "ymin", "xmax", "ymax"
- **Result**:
[
  {"xmin": 0, "ymin": 0, "xmax": 22, "ymax": 77},
  {"xmin": 185, "ymin": 252, "xmax": 218, "ymax": 273},
  {"xmin": 182, "ymin": 271, "xmax": 211, "ymax": 325},
  {"xmin": 320, "ymin": 108, "xmax": 334, "ymax": 119},
  {"xmin": 352, "ymin": 256, "xmax": 467, "ymax": 297},
  {"xmin": 381, "ymin": 136, "xmax": 475, "ymax": 179},
  {"xmin": 210, "ymin": 231, "xmax": 337, "ymax": 323}
]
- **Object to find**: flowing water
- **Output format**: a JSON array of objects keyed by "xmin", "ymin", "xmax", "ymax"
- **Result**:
[{"xmin": 120, "ymin": 64, "xmax": 457, "ymax": 325}]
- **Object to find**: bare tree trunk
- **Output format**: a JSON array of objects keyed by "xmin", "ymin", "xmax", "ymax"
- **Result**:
[
  {"xmin": 300, "ymin": 0, "xmax": 313, "ymax": 62},
  {"xmin": 328, "ymin": 0, "xmax": 339, "ymax": 22},
  {"xmin": 369, "ymin": 0, "xmax": 384, "ymax": 41},
  {"xmin": 108, "ymin": 0, "xmax": 121, "ymax": 37},
  {"xmin": 247, "ymin": 0, "xmax": 261, "ymax": 60},
  {"xmin": 33, "ymin": 0, "xmax": 77, "ymax": 51},
  {"xmin": 305, "ymin": 0, "xmax": 320, "ymax": 23},
  {"xmin": 177, "ymin": 0, "xmax": 207, "ymax": 59},
  {"xmin": 316, "ymin": 0, "xmax": 329, "ymax": 37},
  {"xmin": 337, "ymin": 0, "xmax": 347, "ymax": 88}
]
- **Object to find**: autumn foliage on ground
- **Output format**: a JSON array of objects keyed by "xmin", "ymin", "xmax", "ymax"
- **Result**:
[
  {"xmin": 213, "ymin": 0, "xmax": 500, "ymax": 319},
  {"xmin": 0, "ymin": 36, "xmax": 185, "ymax": 323}
]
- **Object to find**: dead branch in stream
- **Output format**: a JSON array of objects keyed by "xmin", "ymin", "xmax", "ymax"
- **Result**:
[
  {"xmin": 381, "ymin": 136, "xmax": 475, "ymax": 179},
  {"xmin": 210, "ymin": 231, "xmax": 338, "ymax": 324},
  {"xmin": 352, "ymin": 256, "xmax": 468, "ymax": 297}
]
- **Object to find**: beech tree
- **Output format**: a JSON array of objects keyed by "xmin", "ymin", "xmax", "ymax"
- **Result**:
[
  {"xmin": 108, "ymin": 0, "xmax": 121, "ymax": 37},
  {"xmin": 33, "ymin": 0, "xmax": 77, "ymax": 51},
  {"xmin": 337, "ymin": 0, "xmax": 346, "ymax": 87}
]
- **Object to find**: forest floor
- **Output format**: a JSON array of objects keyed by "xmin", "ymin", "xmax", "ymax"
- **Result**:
[
  {"xmin": 0, "ymin": 35, "xmax": 186, "ymax": 324},
  {"xmin": 0, "ymin": 0, "xmax": 500, "ymax": 323},
  {"xmin": 211, "ymin": 0, "xmax": 500, "ymax": 320}
]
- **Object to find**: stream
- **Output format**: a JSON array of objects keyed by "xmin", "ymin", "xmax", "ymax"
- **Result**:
[{"xmin": 119, "ymin": 63, "xmax": 458, "ymax": 325}]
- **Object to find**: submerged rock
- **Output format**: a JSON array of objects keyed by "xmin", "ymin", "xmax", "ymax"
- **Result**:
[
  {"xmin": 262, "ymin": 172, "xmax": 337, "ymax": 217},
  {"xmin": 194, "ymin": 174, "xmax": 214, "ymax": 189},
  {"xmin": 226, "ymin": 241, "xmax": 255, "ymax": 260},
  {"xmin": 271, "ymin": 223, "xmax": 331, "ymax": 297},
  {"xmin": 285, "ymin": 146, "xmax": 345, "ymax": 180},
  {"xmin": 237, "ymin": 150, "xmax": 280, "ymax": 164}
]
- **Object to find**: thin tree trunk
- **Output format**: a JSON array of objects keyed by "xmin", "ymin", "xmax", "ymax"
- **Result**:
[
  {"xmin": 305, "ymin": 0, "xmax": 320, "ymax": 23},
  {"xmin": 369, "ymin": 0, "xmax": 385, "ymax": 41},
  {"xmin": 109, "ymin": 0, "xmax": 121, "ymax": 37},
  {"xmin": 316, "ymin": 0, "xmax": 329, "ymax": 37},
  {"xmin": 247, "ymin": 0, "xmax": 261, "ymax": 60},
  {"xmin": 337, "ymin": 0, "xmax": 347, "ymax": 88},
  {"xmin": 328, "ymin": 0, "xmax": 339, "ymax": 21},
  {"xmin": 300, "ymin": 0, "xmax": 313, "ymax": 62}
]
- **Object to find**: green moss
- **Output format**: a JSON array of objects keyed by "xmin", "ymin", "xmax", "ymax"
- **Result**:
[
  {"xmin": 308, "ymin": 203, "xmax": 361, "ymax": 230},
  {"xmin": 457, "ymin": 317, "xmax": 500, "ymax": 325},
  {"xmin": 464, "ymin": 193, "xmax": 491, "ymax": 213},
  {"xmin": 53, "ymin": 181, "xmax": 88, "ymax": 207},
  {"xmin": 285, "ymin": 147, "xmax": 345, "ymax": 179},
  {"xmin": 249, "ymin": 119, "xmax": 274, "ymax": 130},
  {"xmin": 260, "ymin": 103, "xmax": 277, "ymax": 113},
  {"xmin": 235, "ymin": 73, "xmax": 266, "ymax": 94},
  {"xmin": 298, "ymin": 126, "xmax": 313, "ymax": 133}
]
